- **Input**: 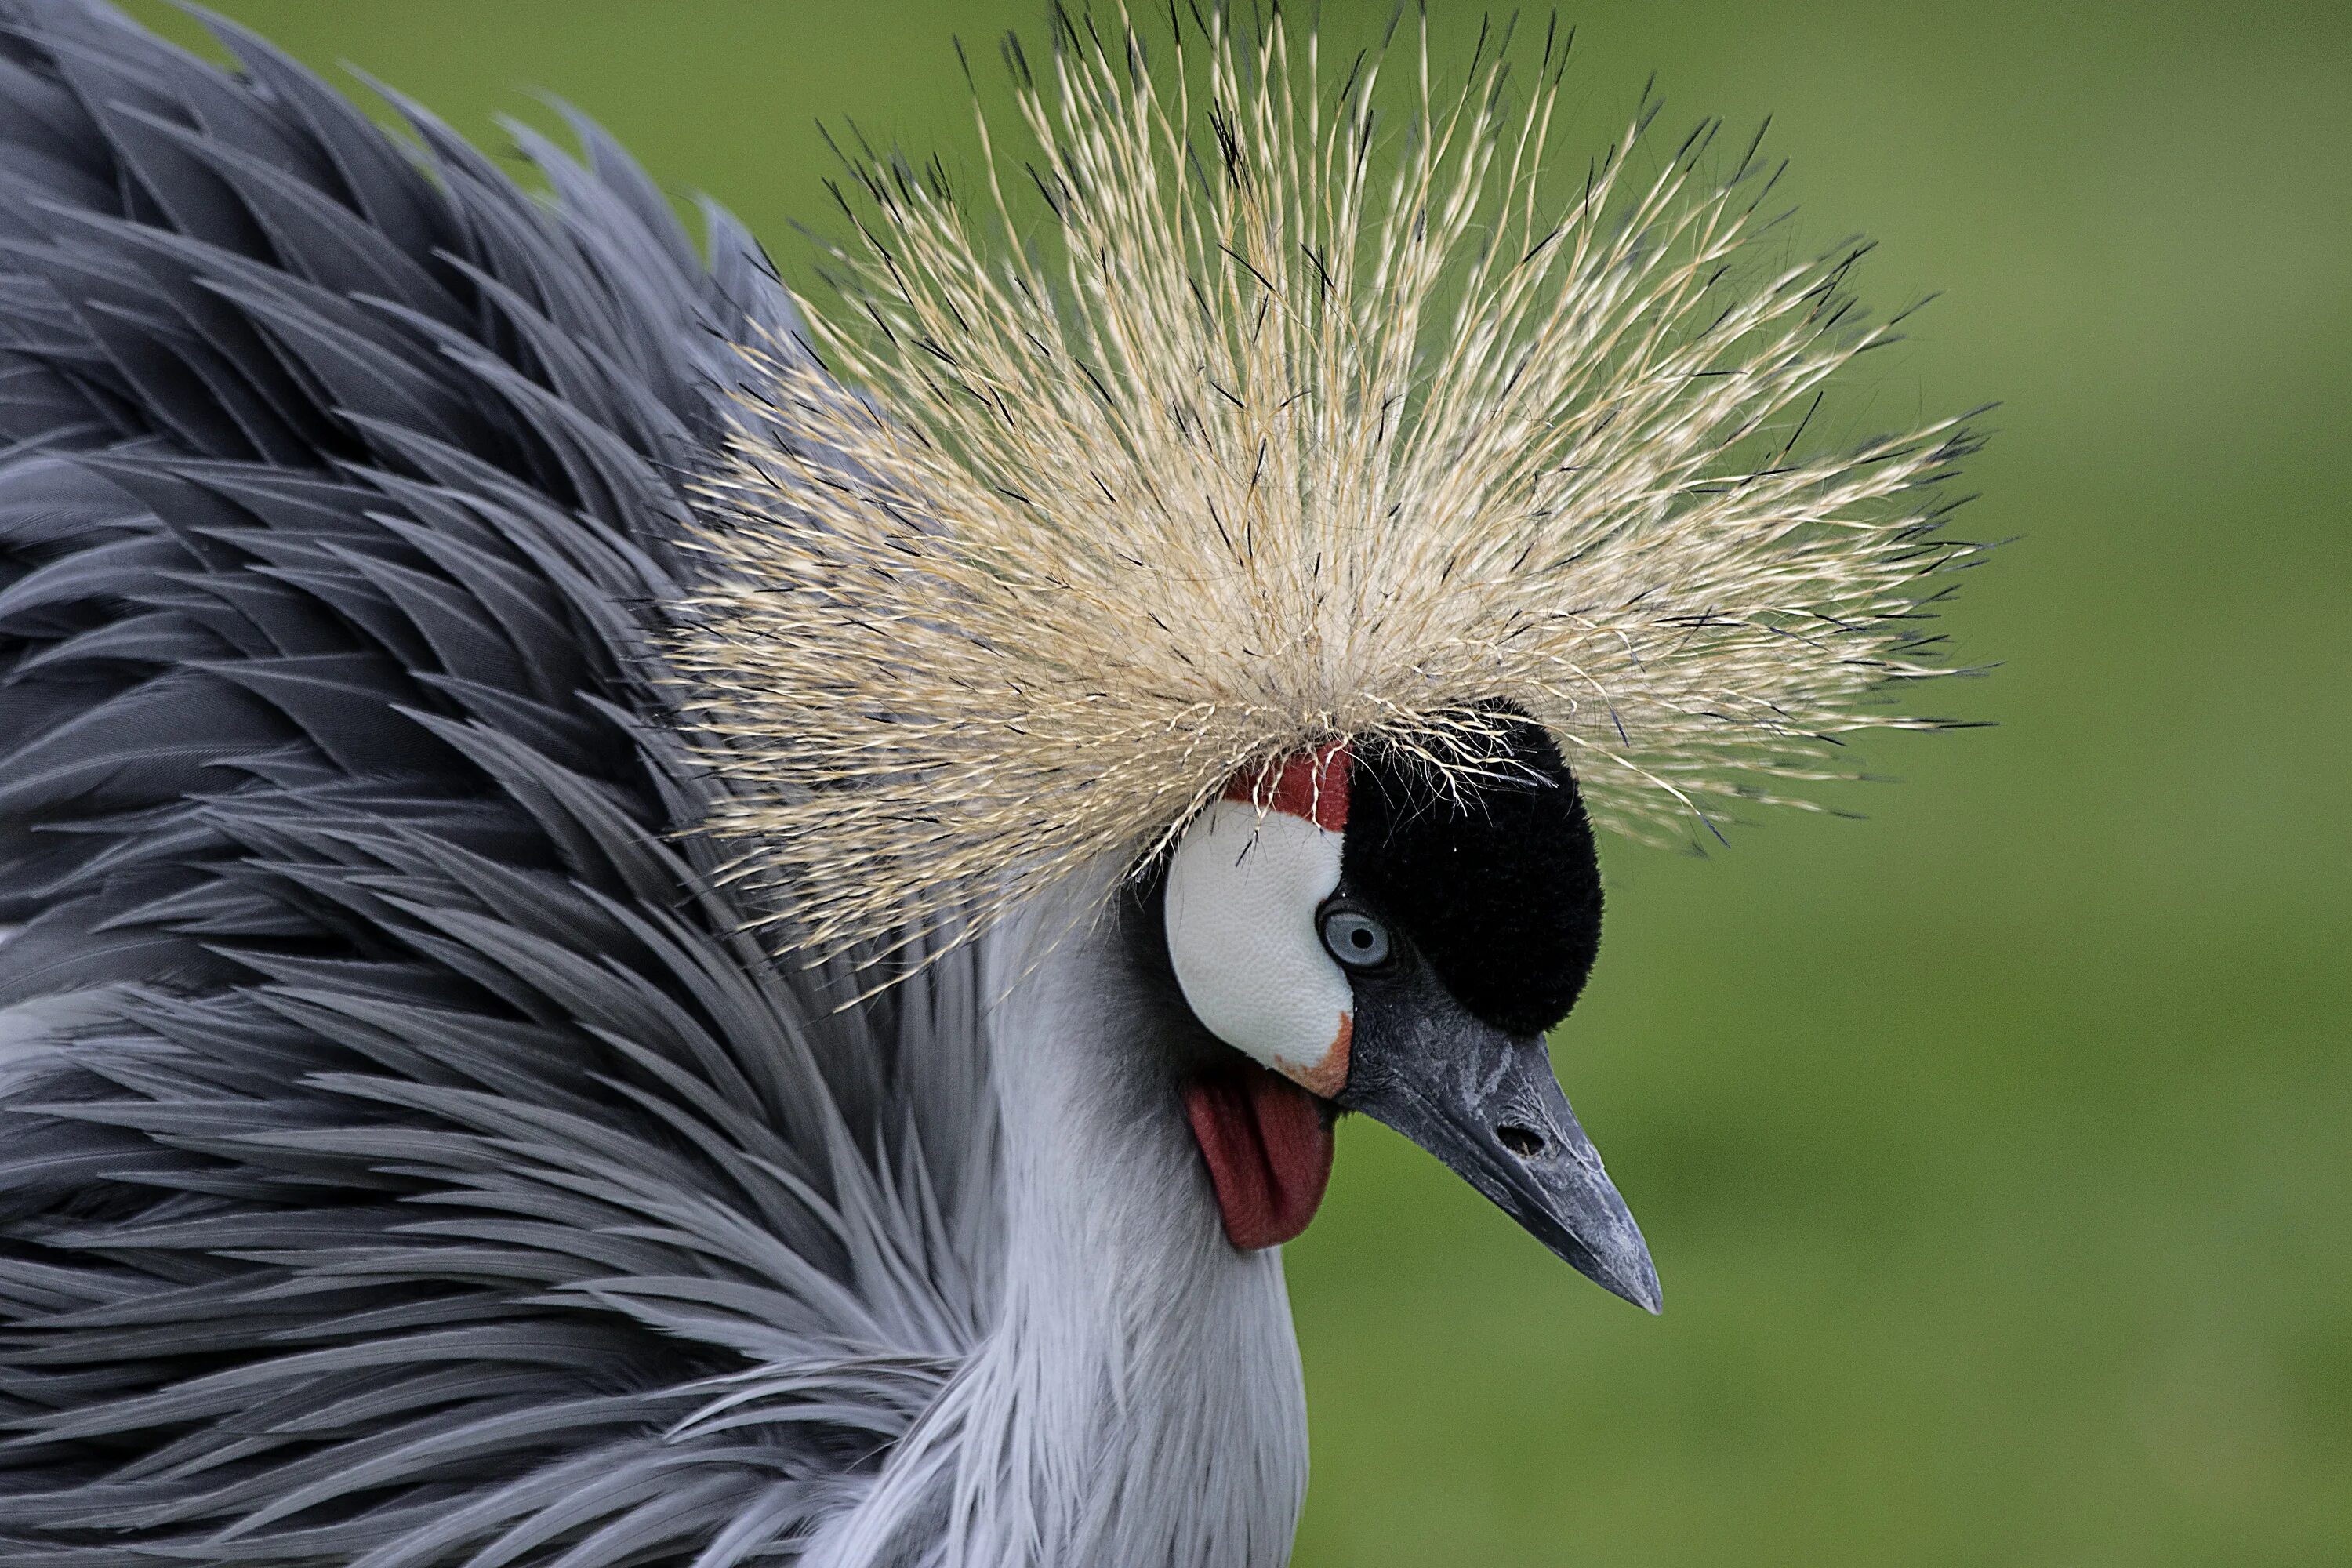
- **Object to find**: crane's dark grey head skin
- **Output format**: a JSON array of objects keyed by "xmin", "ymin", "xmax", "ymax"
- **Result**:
[{"xmin": 1145, "ymin": 712, "xmax": 1661, "ymax": 1313}]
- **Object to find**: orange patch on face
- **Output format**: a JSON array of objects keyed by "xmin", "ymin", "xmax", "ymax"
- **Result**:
[{"xmin": 1293, "ymin": 1011, "xmax": 1352, "ymax": 1100}]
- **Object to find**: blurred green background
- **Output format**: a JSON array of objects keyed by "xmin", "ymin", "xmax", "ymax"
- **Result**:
[{"xmin": 123, "ymin": 2, "xmax": 2350, "ymax": 1563}]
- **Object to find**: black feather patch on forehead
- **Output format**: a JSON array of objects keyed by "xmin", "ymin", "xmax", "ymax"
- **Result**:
[{"xmin": 1341, "ymin": 714, "xmax": 1603, "ymax": 1037}]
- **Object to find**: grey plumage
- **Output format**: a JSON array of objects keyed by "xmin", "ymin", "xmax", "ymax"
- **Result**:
[{"xmin": 0, "ymin": 3, "xmax": 1001, "ymax": 1561}]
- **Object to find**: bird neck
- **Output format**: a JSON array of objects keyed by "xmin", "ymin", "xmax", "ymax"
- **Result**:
[{"xmin": 817, "ymin": 869, "xmax": 1310, "ymax": 1567}]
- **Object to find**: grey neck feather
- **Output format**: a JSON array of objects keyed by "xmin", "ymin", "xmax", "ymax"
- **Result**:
[{"xmin": 811, "ymin": 866, "xmax": 1309, "ymax": 1567}]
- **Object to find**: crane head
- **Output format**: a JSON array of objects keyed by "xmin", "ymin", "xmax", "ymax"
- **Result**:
[
  {"xmin": 1158, "ymin": 712, "xmax": 1661, "ymax": 1312},
  {"xmin": 664, "ymin": 5, "xmax": 1979, "ymax": 1323}
]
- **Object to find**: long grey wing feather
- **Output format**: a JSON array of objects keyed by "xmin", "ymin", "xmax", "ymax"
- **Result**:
[{"xmin": 0, "ymin": 4, "xmax": 989, "ymax": 1563}]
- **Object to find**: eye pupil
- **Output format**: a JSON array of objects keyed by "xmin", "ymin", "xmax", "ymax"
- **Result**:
[{"xmin": 1319, "ymin": 902, "xmax": 1392, "ymax": 970}]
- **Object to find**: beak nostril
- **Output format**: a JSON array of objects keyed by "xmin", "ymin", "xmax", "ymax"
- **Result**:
[{"xmin": 1496, "ymin": 1123, "xmax": 1546, "ymax": 1159}]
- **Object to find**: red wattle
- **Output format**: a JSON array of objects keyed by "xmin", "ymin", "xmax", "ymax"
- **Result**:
[{"xmin": 1182, "ymin": 1060, "xmax": 1335, "ymax": 1250}]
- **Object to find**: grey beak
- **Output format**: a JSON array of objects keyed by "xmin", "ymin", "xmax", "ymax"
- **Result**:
[{"xmin": 1338, "ymin": 997, "xmax": 1661, "ymax": 1313}]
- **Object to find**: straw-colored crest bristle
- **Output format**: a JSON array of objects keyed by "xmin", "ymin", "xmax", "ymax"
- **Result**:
[{"xmin": 664, "ymin": 8, "xmax": 1982, "ymax": 959}]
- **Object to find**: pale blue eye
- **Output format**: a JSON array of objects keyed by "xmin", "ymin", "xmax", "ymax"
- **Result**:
[{"xmin": 1319, "ymin": 904, "xmax": 1392, "ymax": 969}]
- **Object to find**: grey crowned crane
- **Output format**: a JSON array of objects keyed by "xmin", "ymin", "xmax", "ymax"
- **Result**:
[{"xmin": 0, "ymin": 2, "xmax": 1981, "ymax": 1564}]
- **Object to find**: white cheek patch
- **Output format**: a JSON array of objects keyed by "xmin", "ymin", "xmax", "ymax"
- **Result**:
[{"xmin": 1163, "ymin": 747, "xmax": 1354, "ymax": 1098}]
